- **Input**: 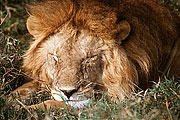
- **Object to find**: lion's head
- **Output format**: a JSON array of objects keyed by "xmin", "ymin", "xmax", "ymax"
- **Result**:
[{"xmin": 22, "ymin": 0, "xmax": 180, "ymax": 108}]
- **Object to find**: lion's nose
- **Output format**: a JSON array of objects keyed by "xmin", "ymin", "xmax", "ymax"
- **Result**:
[{"xmin": 61, "ymin": 89, "xmax": 77, "ymax": 99}]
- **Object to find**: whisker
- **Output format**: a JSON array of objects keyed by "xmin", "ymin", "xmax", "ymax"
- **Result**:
[
  {"xmin": 84, "ymin": 82, "xmax": 93, "ymax": 89},
  {"xmin": 75, "ymin": 78, "xmax": 85, "ymax": 86},
  {"xmin": 77, "ymin": 87, "xmax": 91, "ymax": 95}
]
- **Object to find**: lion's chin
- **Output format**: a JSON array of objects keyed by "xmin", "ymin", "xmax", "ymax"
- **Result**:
[
  {"xmin": 67, "ymin": 99, "xmax": 90, "ymax": 108},
  {"xmin": 51, "ymin": 89, "xmax": 90, "ymax": 108}
]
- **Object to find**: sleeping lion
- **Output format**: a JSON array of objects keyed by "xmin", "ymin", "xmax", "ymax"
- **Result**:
[{"xmin": 9, "ymin": 0, "xmax": 180, "ymax": 110}]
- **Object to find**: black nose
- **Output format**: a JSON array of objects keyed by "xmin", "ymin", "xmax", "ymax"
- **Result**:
[{"xmin": 61, "ymin": 89, "xmax": 77, "ymax": 99}]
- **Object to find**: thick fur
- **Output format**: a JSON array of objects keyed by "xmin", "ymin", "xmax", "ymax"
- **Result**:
[{"xmin": 10, "ymin": 0, "xmax": 180, "ymax": 109}]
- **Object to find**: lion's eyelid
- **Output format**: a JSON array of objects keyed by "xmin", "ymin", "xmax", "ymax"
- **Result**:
[
  {"xmin": 53, "ymin": 55, "xmax": 58, "ymax": 62},
  {"xmin": 48, "ymin": 52, "xmax": 59, "ymax": 62}
]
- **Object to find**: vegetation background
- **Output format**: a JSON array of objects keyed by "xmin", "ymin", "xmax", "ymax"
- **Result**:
[{"xmin": 0, "ymin": 0, "xmax": 180, "ymax": 119}]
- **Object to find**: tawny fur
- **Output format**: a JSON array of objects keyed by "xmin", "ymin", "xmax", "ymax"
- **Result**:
[{"xmin": 10, "ymin": 0, "xmax": 180, "ymax": 109}]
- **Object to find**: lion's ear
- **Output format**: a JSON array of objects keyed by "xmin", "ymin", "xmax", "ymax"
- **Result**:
[
  {"xmin": 116, "ymin": 20, "xmax": 131, "ymax": 42},
  {"xmin": 26, "ymin": 16, "xmax": 44, "ymax": 38}
]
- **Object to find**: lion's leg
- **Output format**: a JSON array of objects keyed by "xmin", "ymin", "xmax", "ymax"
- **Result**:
[
  {"xmin": 27, "ymin": 100, "xmax": 71, "ymax": 111},
  {"xmin": 8, "ymin": 81, "xmax": 40, "ymax": 104}
]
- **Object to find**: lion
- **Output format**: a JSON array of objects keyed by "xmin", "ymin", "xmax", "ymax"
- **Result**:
[{"xmin": 9, "ymin": 0, "xmax": 180, "ymax": 110}]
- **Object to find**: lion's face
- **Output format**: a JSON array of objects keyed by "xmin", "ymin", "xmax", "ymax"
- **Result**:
[
  {"xmin": 42, "ymin": 24, "xmax": 105, "ymax": 107},
  {"xmin": 24, "ymin": 20, "xmax": 135, "ymax": 107},
  {"xmin": 24, "ymin": 19, "xmax": 136, "ymax": 107}
]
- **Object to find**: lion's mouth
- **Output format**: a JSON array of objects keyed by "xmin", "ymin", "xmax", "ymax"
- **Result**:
[{"xmin": 51, "ymin": 88, "xmax": 90, "ymax": 108}]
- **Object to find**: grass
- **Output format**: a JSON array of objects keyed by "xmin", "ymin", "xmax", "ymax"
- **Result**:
[{"xmin": 0, "ymin": 0, "xmax": 180, "ymax": 119}]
